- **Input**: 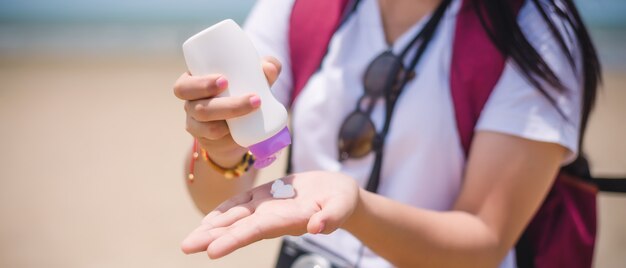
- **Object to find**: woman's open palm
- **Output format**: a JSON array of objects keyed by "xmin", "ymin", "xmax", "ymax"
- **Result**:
[{"xmin": 181, "ymin": 171, "xmax": 359, "ymax": 259}]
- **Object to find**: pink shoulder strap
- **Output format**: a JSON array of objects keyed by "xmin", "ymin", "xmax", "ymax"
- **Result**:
[
  {"xmin": 450, "ymin": 0, "xmax": 508, "ymax": 155},
  {"xmin": 288, "ymin": 0, "xmax": 350, "ymax": 106}
]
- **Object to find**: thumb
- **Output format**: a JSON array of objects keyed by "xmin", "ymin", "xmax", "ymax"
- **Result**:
[
  {"xmin": 262, "ymin": 56, "xmax": 282, "ymax": 86},
  {"xmin": 307, "ymin": 198, "xmax": 350, "ymax": 235}
]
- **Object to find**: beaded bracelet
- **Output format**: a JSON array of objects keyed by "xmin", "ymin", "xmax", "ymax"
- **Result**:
[
  {"xmin": 202, "ymin": 149, "xmax": 254, "ymax": 179},
  {"xmin": 187, "ymin": 139, "xmax": 255, "ymax": 182}
]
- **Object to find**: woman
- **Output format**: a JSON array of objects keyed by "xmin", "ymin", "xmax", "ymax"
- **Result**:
[{"xmin": 173, "ymin": 0, "xmax": 600, "ymax": 266}]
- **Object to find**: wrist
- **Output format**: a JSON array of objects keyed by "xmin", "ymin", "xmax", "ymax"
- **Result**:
[
  {"xmin": 201, "ymin": 149, "xmax": 255, "ymax": 179},
  {"xmin": 343, "ymin": 188, "xmax": 367, "ymax": 232},
  {"xmin": 203, "ymin": 146, "xmax": 248, "ymax": 168},
  {"xmin": 200, "ymin": 142, "xmax": 248, "ymax": 168},
  {"xmin": 188, "ymin": 139, "xmax": 253, "ymax": 183}
]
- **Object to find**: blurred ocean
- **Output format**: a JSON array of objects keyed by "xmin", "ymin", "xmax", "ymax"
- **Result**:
[
  {"xmin": 0, "ymin": 0, "xmax": 255, "ymax": 57},
  {"xmin": 0, "ymin": 0, "xmax": 625, "ymax": 68}
]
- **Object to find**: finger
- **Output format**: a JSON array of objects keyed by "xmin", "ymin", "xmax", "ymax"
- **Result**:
[
  {"xmin": 186, "ymin": 116, "xmax": 229, "ymax": 140},
  {"xmin": 307, "ymin": 197, "xmax": 351, "ymax": 235},
  {"xmin": 181, "ymin": 225, "xmax": 228, "ymax": 254},
  {"xmin": 202, "ymin": 191, "xmax": 253, "ymax": 224},
  {"xmin": 206, "ymin": 215, "xmax": 278, "ymax": 259},
  {"xmin": 185, "ymin": 94, "xmax": 261, "ymax": 122},
  {"xmin": 262, "ymin": 56, "xmax": 282, "ymax": 86},
  {"xmin": 203, "ymin": 204, "xmax": 254, "ymax": 229},
  {"xmin": 181, "ymin": 191, "xmax": 254, "ymax": 255},
  {"xmin": 174, "ymin": 72, "xmax": 228, "ymax": 101}
]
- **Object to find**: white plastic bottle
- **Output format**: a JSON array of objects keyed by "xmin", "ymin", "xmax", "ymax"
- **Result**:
[{"xmin": 182, "ymin": 19, "xmax": 291, "ymax": 169}]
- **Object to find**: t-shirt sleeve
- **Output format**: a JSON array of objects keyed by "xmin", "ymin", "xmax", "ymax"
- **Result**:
[
  {"xmin": 243, "ymin": 0, "xmax": 295, "ymax": 107},
  {"xmin": 475, "ymin": 0, "xmax": 583, "ymax": 164}
]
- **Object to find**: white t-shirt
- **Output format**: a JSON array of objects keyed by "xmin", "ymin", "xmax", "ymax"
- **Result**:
[{"xmin": 244, "ymin": 0, "xmax": 582, "ymax": 267}]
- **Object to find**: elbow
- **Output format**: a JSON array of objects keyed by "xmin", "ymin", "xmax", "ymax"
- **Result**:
[
  {"xmin": 190, "ymin": 195, "xmax": 218, "ymax": 215},
  {"xmin": 194, "ymin": 203, "xmax": 212, "ymax": 215},
  {"xmin": 447, "ymin": 247, "xmax": 507, "ymax": 268},
  {"xmin": 467, "ymin": 232, "xmax": 513, "ymax": 268},
  {"xmin": 456, "ymin": 215, "xmax": 515, "ymax": 268},
  {"xmin": 474, "ymin": 248, "xmax": 508, "ymax": 268},
  {"xmin": 390, "ymin": 245, "xmax": 509, "ymax": 268},
  {"xmin": 421, "ymin": 232, "xmax": 511, "ymax": 267},
  {"xmin": 186, "ymin": 184, "xmax": 214, "ymax": 215},
  {"xmin": 454, "ymin": 229, "xmax": 508, "ymax": 268}
]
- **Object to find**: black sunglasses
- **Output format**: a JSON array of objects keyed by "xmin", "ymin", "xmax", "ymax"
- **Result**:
[
  {"xmin": 335, "ymin": 0, "xmax": 451, "ymax": 192},
  {"xmin": 337, "ymin": 50, "xmax": 410, "ymax": 161}
]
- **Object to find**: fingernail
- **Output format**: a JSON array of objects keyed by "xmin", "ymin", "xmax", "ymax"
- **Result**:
[
  {"xmin": 216, "ymin": 76, "xmax": 228, "ymax": 89},
  {"xmin": 317, "ymin": 222, "xmax": 325, "ymax": 234},
  {"xmin": 249, "ymin": 95, "xmax": 261, "ymax": 108}
]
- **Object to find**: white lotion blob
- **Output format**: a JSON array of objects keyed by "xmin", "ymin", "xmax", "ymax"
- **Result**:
[{"xmin": 271, "ymin": 179, "xmax": 295, "ymax": 199}]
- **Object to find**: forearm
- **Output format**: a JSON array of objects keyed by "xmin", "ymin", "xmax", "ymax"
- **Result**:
[
  {"xmin": 184, "ymin": 147, "xmax": 257, "ymax": 214},
  {"xmin": 343, "ymin": 189, "xmax": 505, "ymax": 268}
]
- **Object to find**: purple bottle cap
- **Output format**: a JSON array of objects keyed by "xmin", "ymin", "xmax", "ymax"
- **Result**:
[{"xmin": 249, "ymin": 126, "xmax": 291, "ymax": 169}]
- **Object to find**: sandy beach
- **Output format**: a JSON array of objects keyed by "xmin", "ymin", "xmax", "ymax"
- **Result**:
[{"xmin": 0, "ymin": 52, "xmax": 624, "ymax": 267}]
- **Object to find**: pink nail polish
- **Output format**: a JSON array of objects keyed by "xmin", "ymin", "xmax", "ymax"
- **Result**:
[
  {"xmin": 216, "ymin": 76, "xmax": 228, "ymax": 89},
  {"xmin": 317, "ymin": 223, "xmax": 325, "ymax": 234},
  {"xmin": 249, "ymin": 95, "xmax": 261, "ymax": 107}
]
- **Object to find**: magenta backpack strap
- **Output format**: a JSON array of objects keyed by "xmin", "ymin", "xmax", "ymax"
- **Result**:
[
  {"xmin": 288, "ymin": 0, "xmax": 350, "ymax": 105},
  {"xmin": 452, "ymin": 1, "xmax": 597, "ymax": 268},
  {"xmin": 450, "ymin": 0, "xmax": 520, "ymax": 156},
  {"xmin": 286, "ymin": 0, "xmax": 351, "ymax": 174}
]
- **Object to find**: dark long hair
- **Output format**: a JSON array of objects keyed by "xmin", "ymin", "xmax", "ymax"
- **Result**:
[{"xmin": 474, "ymin": 0, "xmax": 601, "ymax": 156}]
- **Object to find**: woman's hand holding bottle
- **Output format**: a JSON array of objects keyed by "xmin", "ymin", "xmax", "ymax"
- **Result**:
[{"xmin": 173, "ymin": 57, "xmax": 282, "ymax": 167}]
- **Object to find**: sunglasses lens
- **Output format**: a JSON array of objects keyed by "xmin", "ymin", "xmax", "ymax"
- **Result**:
[
  {"xmin": 363, "ymin": 51, "xmax": 403, "ymax": 97},
  {"xmin": 338, "ymin": 51, "xmax": 404, "ymax": 161},
  {"xmin": 338, "ymin": 112, "xmax": 376, "ymax": 160}
]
